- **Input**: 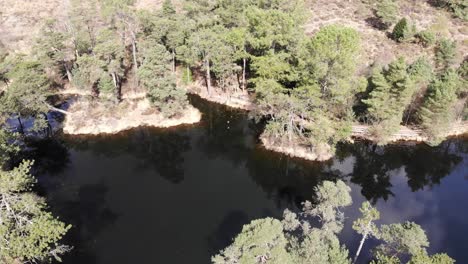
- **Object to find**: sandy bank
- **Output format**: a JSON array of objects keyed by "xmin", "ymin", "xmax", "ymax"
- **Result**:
[
  {"xmin": 351, "ymin": 122, "xmax": 468, "ymax": 143},
  {"xmin": 260, "ymin": 134, "xmax": 334, "ymax": 161},
  {"xmin": 186, "ymin": 83, "xmax": 253, "ymax": 110},
  {"xmin": 63, "ymin": 98, "xmax": 201, "ymax": 135}
]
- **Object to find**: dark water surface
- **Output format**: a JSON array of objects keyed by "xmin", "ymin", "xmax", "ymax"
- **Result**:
[{"xmin": 32, "ymin": 96, "xmax": 467, "ymax": 264}]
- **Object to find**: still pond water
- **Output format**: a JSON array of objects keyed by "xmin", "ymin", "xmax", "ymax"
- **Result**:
[{"xmin": 31, "ymin": 96, "xmax": 467, "ymax": 264}]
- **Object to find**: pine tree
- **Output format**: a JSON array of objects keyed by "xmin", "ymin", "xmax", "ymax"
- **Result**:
[
  {"xmin": 353, "ymin": 202, "xmax": 380, "ymax": 264},
  {"xmin": 435, "ymin": 38, "xmax": 457, "ymax": 70},
  {"xmin": 363, "ymin": 58, "xmax": 415, "ymax": 143},
  {"xmin": 419, "ymin": 70, "xmax": 460, "ymax": 145},
  {"xmin": 0, "ymin": 161, "xmax": 71, "ymax": 263},
  {"xmin": 392, "ymin": 18, "xmax": 416, "ymax": 42},
  {"xmin": 375, "ymin": 0, "xmax": 399, "ymax": 28},
  {"xmin": 138, "ymin": 42, "xmax": 188, "ymax": 117}
]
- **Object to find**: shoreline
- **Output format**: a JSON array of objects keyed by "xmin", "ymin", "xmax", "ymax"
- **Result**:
[
  {"xmin": 62, "ymin": 97, "xmax": 201, "ymax": 136},
  {"xmin": 58, "ymin": 84, "xmax": 467, "ymax": 160},
  {"xmin": 185, "ymin": 82, "xmax": 467, "ymax": 161},
  {"xmin": 260, "ymin": 134, "xmax": 334, "ymax": 161},
  {"xmin": 186, "ymin": 83, "xmax": 253, "ymax": 110}
]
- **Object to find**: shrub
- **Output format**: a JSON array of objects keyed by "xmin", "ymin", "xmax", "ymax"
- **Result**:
[
  {"xmin": 375, "ymin": 0, "xmax": 399, "ymax": 28},
  {"xmin": 435, "ymin": 38, "xmax": 457, "ymax": 69},
  {"xmin": 392, "ymin": 18, "xmax": 416, "ymax": 42},
  {"xmin": 432, "ymin": 0, "xmax": 468, "ymax": 21},
  {"xmin": 416, "ymin": 30, "xmax": 436, "ymax": 47},
  {"xmin": 408, "ymin": 56, "xmax": 434, "ymax": 84}
]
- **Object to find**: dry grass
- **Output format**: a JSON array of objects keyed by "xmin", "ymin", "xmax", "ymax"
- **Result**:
[
  {"xmin": 2, "ymin": 0, "xmax": 465, "ymax": 67},
  {"xmin": 0, "ymin": 0, "xmax": 69, "ymax": 52},
  {"xmin": 304, "ymin": 0, "xmax": 467, "ymax": 68},
  {"xmin": 260, "ymin": 133, "xmax": 334, "ymax": 161}
]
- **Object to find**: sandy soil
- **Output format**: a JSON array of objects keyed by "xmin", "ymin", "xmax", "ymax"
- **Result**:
[
  {"xmin": 351, "ymin": 121, "xmax": 468, "ymax": 142},
  {"xmin": 260, "ymin": 134, "xmax": 334, "ymax": 161},
  {"xmin": 63, "ymin": 98, "xmax": 201, "ymax": 135},
  {"xmin": 305, "ymin": 0, "xmax": 468, "ymax": 68},
  {"xmin": 186, "ymin": 79, "xmax": 253, "ymax": 110}
]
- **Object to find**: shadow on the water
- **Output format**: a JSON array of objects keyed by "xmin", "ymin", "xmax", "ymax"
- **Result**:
[
  {"xmin": 64, "ymin": 127, "xmax": 192, "ymax": 184},
  {"xmin": 206, "ymin": 210, "xmax": 249, "ymax": 255},
  {"xmin": 53, "ymin": 183, "xmax": 119, "ymax": 264},
  {"xmin": 189, "ymin": 94, "xmax": 260, "ymax": 166},
  {"xmin": 22, "ymin": 138, "xmax": 71, "ymax": 176},
  {"xmin": 341, "ymin": 139, "xmax": 465, "ymax": 204}
]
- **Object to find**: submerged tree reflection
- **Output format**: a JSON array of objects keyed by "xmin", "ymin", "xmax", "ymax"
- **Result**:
[
  {"xmin": 345, "ymin": 139, "xmax": 464, "ymax": 203},
  {"xmin": 65, "ymin": 127, "xmax": 191, "ymax": 184}
]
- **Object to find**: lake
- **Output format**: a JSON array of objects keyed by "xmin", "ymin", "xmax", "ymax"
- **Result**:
[{"xmin": 30, "ymin": 95, "xmax": 467, "ymax": 264}]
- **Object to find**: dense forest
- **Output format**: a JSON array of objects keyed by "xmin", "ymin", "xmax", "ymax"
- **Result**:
[{"xmin": 0, "ymin": 0, "xmax": 466, "ymax": 263}]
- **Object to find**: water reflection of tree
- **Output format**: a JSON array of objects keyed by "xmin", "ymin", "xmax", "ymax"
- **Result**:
[
  {"xmin": 207, "ymin": 210, "xmax": 249, "ymax": 256},
  {"xmin": 246, "ymin": 138, "xmax": 464, "ymax": 208},
  {"xmin": 20, "ymin": 138, "xmax": 70, "ymax": 176},
  {"xmin": 64, "ymin": 128, "xmax": 191, "ymax": 184},
  {"xmin": 191, "ymin": 95, "xmax": 257, "ymax": 166},
  {"xmin": 346, "ymin": 140, "xmax": 463, "ymax": 203},
  {"xmin": 245, "ymin": 148, "xmax": 342, "ymax": 209},
  {"xmin": 48, "ymin": 183, "xmax": 118, "ymax": 264}
]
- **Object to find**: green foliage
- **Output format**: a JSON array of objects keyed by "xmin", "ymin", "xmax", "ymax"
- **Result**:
[
  {"xmin": 214, "ymin": 181, "xmax": 352, "ymax": 264},
  {"xmin": 255, "ymin": 25, "xmax": 363, "ymax": 153},
  {"xmin": 353, "ymin": 202, "xmax": 381, "ymax": 263},
  {"xmin": 212, "ymin": 218, "xmax": 293, "ymax": 264},
  {"xmin": 72, "ymin": 54, "xmax": 102, "ymax": 91},
  {"xmin": 353, "ymin": 202, "xmax": 381, "ymax": 236},
  {"xmin": 458, "ymin": 58, "xmax": 468, "ymax": 96},
  {"xmin": 416, "ymin": 30, "xmax": 436, "ymax": 47},
  {"xmin": 363, "ymin": 58, "xmax": 415, "ymax": 143},
  {"xmin": 435, "ymin": 38, "xmax": 457, "ymax": 70},
  {"xmin": 34, "ymin": 20, "xmax": 69, "ymax": 70},
  {"xmin": 0, "ymin": 161, "xmax": 71, "ymax": 263},
  {"xmin": 214, "ymin": 180, "xmax": 454, "ymax": 264},
  {"xmin": 433, "ymin": 0, "xmax": 468, "ymax": 20},
  {"xmin": 0, "ymin": 60, "xmax": 52, "ymax": 132},
  {"xmin": 138, "ymin": 42, "xmax": 188, "ymax": 117},
  {"xmin": 98, "ymin": 73, "xmax": 116, "ymax": 95},
  {"xmin": 304, "ymin": 25, "xmax": 365, "ymax": 111},
  {"xmin": 419, "ymin": 70, "xmax": 461, "ymax": 145},
  {"xmin": 408, "ymin": 56, "xmax": 434, "ymax": 85},
  {"xmin": 0, "ymin": 128, "xmax": 19, "ymax": 167},
  {"xmin": 304, "ymin": 180, "xmax": 352, "ymax": 232},
  {"xmin": 375, "ymin": 0, "xmax": 399, "ymax": 27},
  {"xmin": 376, "ymin": 222, "xmax": 429, "ymax": 257},
  {"xmin": 409, "ymin": 251, "xmax": 455, "ymax": 264},
  {"xmin": 162, "ymin": 0, "xmax": 176, "ymax": 15},
  {"xmin": 447, "ymin": 0, "xmax": 468, "ymax": 20},
  {"xmin": 392, "ymin": 18, "xmax": 416, "ymax": 42}
]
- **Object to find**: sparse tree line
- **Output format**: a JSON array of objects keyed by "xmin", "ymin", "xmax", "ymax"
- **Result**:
[{"xmin": 212, "ymin": 180, "xmax": 455, "ymax": 264}]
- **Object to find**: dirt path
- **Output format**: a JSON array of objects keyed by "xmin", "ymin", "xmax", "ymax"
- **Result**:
[{"xmin": 351, "ymin": 122, "xmax": 468, "ymax": 142}]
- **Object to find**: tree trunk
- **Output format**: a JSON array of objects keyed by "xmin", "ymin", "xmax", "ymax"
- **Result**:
[
  {"xmin": 17, "ymin": 116, "xmax": 24, "ymax": 134},
  {"xmin": 172, "ymin": 50, "xmax": 176, "ymax": 73},
  {"xmin": 111, "ymin": 72, "xmax": 121, "ymax": 102},
  {"xmin": 131, "ymin": 33, "xmax": 138, "ymax": 88},
  {"xmin": 242, "ymin": 57, "xmax": 246, "ymax": 91},
  {"xmin": 205, "ymin": 58, "xmax": 212, "ymax": 96},
  {"xmin": 64, "ymin": 62, "xmax": 73, "ymax": 83},
  {"xmin": 91, "ymin": 82, "xmax": 99, "ymax": 97},
  {"xmin": 186, "ymin": 65, "xmax": 190, "ymax": 83},
  {"xmin": 47, "ymin": 105, "xmax": 69, "ymax": 115},
  {"xmin": 42, "ymin": 113, "xmax": 52, "ymax": 137},
  {"xmin": 353, "ymin": 232, "xmax": 368, "ymax": 264}
]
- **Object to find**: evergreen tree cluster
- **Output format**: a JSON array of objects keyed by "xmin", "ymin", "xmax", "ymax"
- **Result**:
[{"xmin": 213, "ymin": 180, "xmax": 455, "ymax": 264}]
